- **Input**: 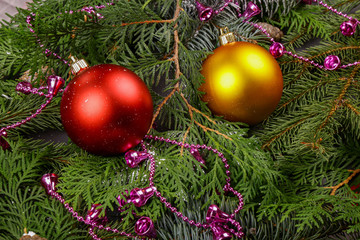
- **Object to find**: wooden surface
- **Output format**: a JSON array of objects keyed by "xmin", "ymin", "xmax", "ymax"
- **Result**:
[{"xmin": 0, "ymin": 0, "xmax": 28, "ymax": 21}]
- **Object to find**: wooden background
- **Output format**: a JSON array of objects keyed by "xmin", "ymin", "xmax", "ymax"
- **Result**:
[{"xmin": 0, "ymin": 0, "xmax": 27, "ymax": 21}]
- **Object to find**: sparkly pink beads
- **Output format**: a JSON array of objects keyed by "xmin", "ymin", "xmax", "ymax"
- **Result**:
[
  {"xmin": 195, "ymin": 0, "xmax": 260, "ymax": 22},
  {"xmin": 141, "ymin": 135, "xmax": 245, "ymax": 239},
  {"xmin": 16, "ymin": 81, "xmax": 33, "ymax": 94},
  {"xmin": 324, "ymin": 55, "xmax": 341, "ymax": 70},
  {"xmin": 340, "ymin": 19, "xmax": 357, "ymax": 36},
  {"xmin": 245, "ymin": 0, "xmax": 360, "ymax": 70},
  {"xmin": 189, "ymin": 147, "xmax": 206, "ymax": 165},
  {"xmin": 41, "ymin": 132, "xmax": 245, "ymax": 240},
  {"xmin": 269, "ymin": 42, "xmax": 285, "ymax": 58}
]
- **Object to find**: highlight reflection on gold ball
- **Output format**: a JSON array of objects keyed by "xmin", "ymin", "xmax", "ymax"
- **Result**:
[{"xmin": 200, "ymin": 41, "xmax": 283, "ymax": 125}]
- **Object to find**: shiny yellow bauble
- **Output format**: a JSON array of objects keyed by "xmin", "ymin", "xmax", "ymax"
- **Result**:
[{"xmin": 200, "ymin": 41, "xmax": 283, "ymax": 125}]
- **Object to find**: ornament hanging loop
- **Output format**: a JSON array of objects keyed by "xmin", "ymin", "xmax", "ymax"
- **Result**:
[
  {"xmin": 219, "ymin": 27, "xmax": 236, "ymax": 46},
  {"xmin": 70, "ymin": 56, "xmax": 89, "ymax": 75}
]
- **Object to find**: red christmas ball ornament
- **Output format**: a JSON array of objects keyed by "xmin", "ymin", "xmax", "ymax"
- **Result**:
[{"xmin": 60, "ymin": 61, "xmax": 153, "ymax": 156}]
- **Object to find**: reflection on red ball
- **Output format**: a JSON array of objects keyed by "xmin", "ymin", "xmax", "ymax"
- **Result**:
[{"xmin": 60, "ymin": 64, "xmax": 153, "ymax": 156}]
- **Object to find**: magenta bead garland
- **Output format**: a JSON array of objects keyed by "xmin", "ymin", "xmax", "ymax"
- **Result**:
[
  {"xmin": 141, "ymin": 135, "xmax": 245, "ymax": 239},
  {"xmin": 20, "ymin": 0, "xmax": 360, "ymax": 239},
  {"xmin": 189, "ymin": 147, "xmax": 206, "ymax": 165},
  {"xmin": 195, "ymin": 0, "xmax": 250, "ymax": 22},
  {"xmin": 192, "ymin": 0, "xmax": 360, "ymax": 71},
  {"xmin": 0, "ymin": 75, "xmax": 64, "ymax": 152},
  {"xmin": 195, "ymin": 0, "xmax": 261, "ymax": 22},
  {"xmin": 40, "ymin": 134, "xmax": 245, "ymax": 240},
  {"xmin": 13, "ymin": 1, "xmax": 248, "ymax": 239},
  {"xmin": 15, "ymin": 0, "xmax": 360, "ymax": 237},
  {"xmin": 258, "ymin": 0, "xmax": 360, "ymax": 70},
  {"xmin": 0, "ymin": 130, "xmax": 7, "ymax": 138}
]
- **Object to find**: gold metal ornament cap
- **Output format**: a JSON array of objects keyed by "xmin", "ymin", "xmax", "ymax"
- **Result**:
[
  {"xmin": 70, "ymin": 56, "xmax": 89, "ymax": 75},
  {"xmin": 219, "ymin": 27, "xmax": 236, "ymax": 46}
]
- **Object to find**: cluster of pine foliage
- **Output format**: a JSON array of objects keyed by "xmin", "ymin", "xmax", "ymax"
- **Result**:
[{"xmin": 1, "ymin": 0, "xmax": 360, "ymax": 239}]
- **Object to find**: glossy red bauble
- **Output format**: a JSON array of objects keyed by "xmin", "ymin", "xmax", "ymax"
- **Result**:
[{"xmin": 60, "ymin": 64, "xmax": 153, "ymax": 156}]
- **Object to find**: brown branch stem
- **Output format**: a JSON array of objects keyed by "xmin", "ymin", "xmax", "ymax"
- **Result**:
[
  {"xmin": 121, "ymin": 1, "xmax": 182, "ymax": 26},
  {"xmin": 146, "ymin": 0, "xmax": 182, "ymax": 132},
  {"xmin": 121, "ymin": 19, "xmax": 173, "ymax": 26},
  {"xmin": 316, "ymin": 75, "xmax": 354, "ymax": 135},
  {"xmin": 324, "ymin": 169, "xmax": 360, "ymax": 195},
  {"xmin": 179, "ymin": 93, "xmax": 232, "ymax": 141},
  {"xmin": 343, "ymin": 100, "xmax": 360, "ymax": 115},
  {"xmin": 147, "ymin": 86, "xmax": 179, "ymax": 134}
]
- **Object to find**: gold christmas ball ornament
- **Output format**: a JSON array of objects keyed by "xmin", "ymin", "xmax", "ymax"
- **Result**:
[{"xmin": 200, "ymin": 27, "xmax": 283, "ymax": 125}]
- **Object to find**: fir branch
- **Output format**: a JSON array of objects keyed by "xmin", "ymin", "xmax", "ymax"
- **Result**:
[
  {"xmin": 0, "ymin": 139, "xmax": 84, "ymax": 240},
  {"xmin": 2, "ymin": 0, "xmax": 360, "ymax": 239},
  {"xmin": 262, "ymin": 114, "xmax": 316, "ymax": 149}
]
